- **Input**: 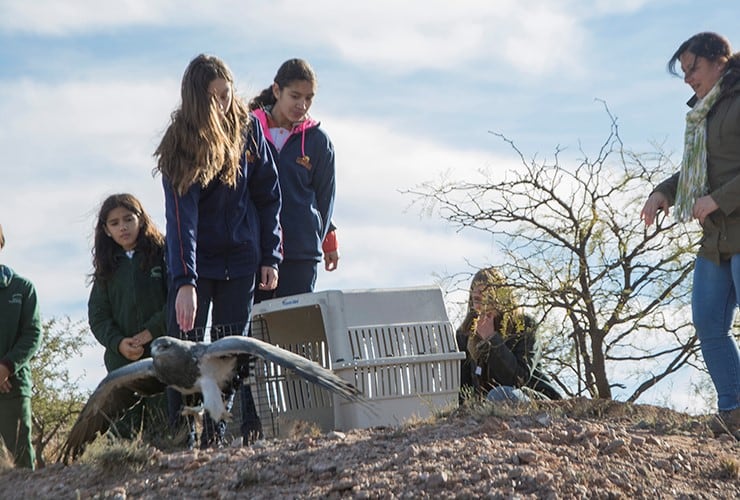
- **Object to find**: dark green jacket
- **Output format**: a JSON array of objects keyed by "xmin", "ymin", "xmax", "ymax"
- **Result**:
[
  {"xmin": 0, "ymin": 265, "xmax": 43, "ymax": 399},
  {"xmin": 654, "ymin": 78, "xmax": 740, "ymax": 264},
  {"xmin": 88, "ymin": 249, "xmax": 167, "ymax": 372}
]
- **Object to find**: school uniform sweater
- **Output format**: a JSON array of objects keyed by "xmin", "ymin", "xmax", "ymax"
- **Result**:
[
  {"xmin": 88, "ymin": 249, "xmax": 167, "ymax": 372},
  {"xmin": 252, "ymin": 109, "xmax": 335, "ymax": 262},
  {"xmin": 163, "ymin": 118, "xmax": 283, "ymax": 291},
  {"xmin": 0, "ymin": 265, "xmax": 42, "ymax": 399}
]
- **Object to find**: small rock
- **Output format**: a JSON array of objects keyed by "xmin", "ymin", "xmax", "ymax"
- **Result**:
[
  {"xmin": 311, "ymin": 461, "xmax": 337, "ymax": 474},
  {"xmin": 330, "ymin": 478, "xmax": 356, "ymax": 491},
  {"xmin": 517, "ymin": 449, "xmax": 538, "ymax": 464},
  {"xmin": 600, "ymin": 438, "xmax": 626, "ymax": 455},
  {"xmin": 510, "ymin": 430, "xmax": 537, "ymax": 443},
  {"xmin": 535, "ymin": 412, "xmax": 553, "ymax": 426},
  {"xmin": 654, "ymin": 459, "xmax": 673, "ymax": 473},
  {"xmin": 426, "ymin": 471, "xmax": 448, "ymax": 487},
  {"xmin": 327, "ymin": 430, "xmax": 346, "ymax": 440},
  {"xmin": 646, "ymin": 435, "xmax": 663, "ymax": 446},
  {"xmin": 535, "ymin": 471, "xmax": 553, "ymax": 484}
]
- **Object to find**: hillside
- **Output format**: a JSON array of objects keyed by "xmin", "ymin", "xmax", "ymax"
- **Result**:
[{"xmin": 2, "ymin": 398, "xmax": 738, "ymax": 499}]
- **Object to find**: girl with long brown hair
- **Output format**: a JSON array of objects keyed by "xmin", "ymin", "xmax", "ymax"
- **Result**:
[{"xmin": 154, "ymin": 54, "xmax": 282, "ymax": 448}]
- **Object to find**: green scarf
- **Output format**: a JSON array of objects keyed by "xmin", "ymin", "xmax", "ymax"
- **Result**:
[{"xmin": 674, "ymin": 78, "xmax": 723, "ymax": 222}]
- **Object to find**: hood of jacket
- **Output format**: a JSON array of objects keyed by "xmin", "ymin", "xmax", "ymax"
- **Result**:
[
  {"xmin": 0, "ymin": 265, "xmax": 12, "ymax": 288},
  {"xmin": 252, "ymin": 107, "xmax": 320, "ymax": 152}
]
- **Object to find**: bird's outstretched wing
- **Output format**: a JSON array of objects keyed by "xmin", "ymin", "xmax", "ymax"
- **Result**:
[
  {"xmin": 205, "ymin": 336, "xmax": 366, "ymax": 405},
  {"xmin": 61, "ymin": 358, "xmax": 167, "ymax": 464}
]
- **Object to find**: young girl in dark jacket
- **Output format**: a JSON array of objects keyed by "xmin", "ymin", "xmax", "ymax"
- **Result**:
[
  {"xmin": 154, "ymin": 54, "xmax": 282, "ymax": 448},
  {"xmin": 88, "ymin": 193, "xmax": 168, "ymax": 440},
  {"xmin": 249, "ymin": 58, "xmax": 336, "ymax": 299}
]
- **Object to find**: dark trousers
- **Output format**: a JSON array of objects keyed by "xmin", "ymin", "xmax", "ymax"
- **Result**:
[
  {"xmin": 0, "ymin": 396, "xmax": 34, "ymax": 469},
  {"xmin": 110, "ymin": 393, "xmax": 168, "ymax": 442},
  {"xmin": 166, "ymin": 274, "xmax": 262, "ymax": 447}
]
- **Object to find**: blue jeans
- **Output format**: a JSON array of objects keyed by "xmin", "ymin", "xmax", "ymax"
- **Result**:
[{"xmin": 692, "ymin": 255, "xmax": 740, "ymax": 411}]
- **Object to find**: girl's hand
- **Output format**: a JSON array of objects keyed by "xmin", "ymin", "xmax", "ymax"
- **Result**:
[
  {"xmin": 475, "ymin": 312, "xmax": 495, "ymax": 340},
  {"xmin": 119, "ymin": 337, "xmax": 144, "ymax": 361},
  {"xmin": 258, "ymin": 266, "xmax": 278, "ymax": 291},
  {"xmin": 132, "ymin": 329, "xmax": 153, "ymax": 347},
  {"xmin": 176, "ymin": 285, "xmax": 197, "ymax": 332},
  {"xmin": 323, "ymin": 250, "xmax": 340, "ymax": 271}
]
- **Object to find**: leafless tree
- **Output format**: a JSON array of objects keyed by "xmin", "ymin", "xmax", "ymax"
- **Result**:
[{"xmin": 408, "ymin": 107, "xmax": 705, "ymax": 402}]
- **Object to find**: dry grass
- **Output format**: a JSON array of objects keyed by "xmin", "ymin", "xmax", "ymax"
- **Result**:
[
  {"xmin": 78, "ymin": 435, "xmax": 159, "ymax": 475},
  {"xmin": 719, "ymin": 456, "xmax": 740, "ymax": 480},
  {"xmin": 284, "ymin": 419, "xmax": 322, "ymax": 439}
]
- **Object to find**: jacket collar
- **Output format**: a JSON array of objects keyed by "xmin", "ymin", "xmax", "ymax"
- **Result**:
[
  {"xmin": 686, "ymin": 76, "xmax": 740, "ymax": 109},
  {"xmin": 0, "ymin": 265, "xmax": 13, "ymax": 289},
  {"xmin": 252, "ymin": 108, "xmax": 318, "ymax": 138}
]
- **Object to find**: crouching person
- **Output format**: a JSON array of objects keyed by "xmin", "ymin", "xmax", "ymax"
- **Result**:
[{"xmin": 457, "ymin": 267, "xmax": 562, "ymax": 403}]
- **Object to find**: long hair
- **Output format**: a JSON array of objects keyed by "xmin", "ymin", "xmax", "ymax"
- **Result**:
[
  {"xmin": 0, "ymin": 223, "xmax": 4, "ymax": 249},
  {"xmin": 153, "ymin": 54, "xmax": 251, "ymax": 195},
  {"xmin": 457, "ymin": 267, "xmax": 524, "ymax": 339},
  {"xmin": 667, "ymin": 32, "xmax": 740, "ymax": 92},
  {"xmin": 248, "ymin": 58, "xmax": 317, "ymax": 111},
  {"xmin": 459, "ymin": 267, "xmax": 528, "ymax": 364},
  {"xmin": 91, "ymin": 194, "xmax": 164, "ymax": 282}
]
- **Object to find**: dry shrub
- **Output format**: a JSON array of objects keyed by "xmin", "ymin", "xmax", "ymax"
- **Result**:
[
  {"xmin": 285, "ymin": 420, "xmax": 322, "ymax": 439},
  {"xmin": 79, "ymin": 436, "xmax": 158, "ymax": 475},
  {"xmin": 719, "ymin": 457, "xmax": 739, "ymax": 480}
]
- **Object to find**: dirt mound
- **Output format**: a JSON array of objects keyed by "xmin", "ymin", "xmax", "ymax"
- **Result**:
[{"xmin": 2, "ymin": 399, "xmax": 738, "ymax": 499}]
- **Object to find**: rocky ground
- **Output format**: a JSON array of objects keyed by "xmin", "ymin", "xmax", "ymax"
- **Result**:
[{"xmin": 2, "ymin": 398, "xmax": 739, "ymax": 499}]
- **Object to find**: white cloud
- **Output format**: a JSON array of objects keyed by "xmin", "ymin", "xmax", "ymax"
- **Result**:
[
  {"xmin": 0, "ymin": 0, "xmax": 178, "ymax": 35},
  {"xmin": 588, "ymin": 0, "xmax": 655, "ymax": 15},
  {"xmin": 0, "ymin": 75, "xmax": 501, "ymax": 322},
  {"xmin": 0, "ymin": 0, "xmax": 589, "ymax": 76},
  {"xmin": 0, "ymin": 78, "xmax": 177, "ymax": 174}
]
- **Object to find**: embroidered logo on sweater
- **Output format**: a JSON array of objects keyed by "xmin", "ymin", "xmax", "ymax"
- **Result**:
[
  {"xmin": 8, "ymin": 293, "xmax": 22, "ymax": 305},
  {"xmin": 296, "ymin": 155, "xmax": 312, "ymax": 170},
  {"xmin": 150, "ymin": 266, "xmax": 163, "ymax": 279}
]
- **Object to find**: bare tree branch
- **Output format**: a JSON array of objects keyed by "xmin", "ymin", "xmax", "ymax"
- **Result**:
[{"xmin": 405, "ymin": 106, "xmax": 703, "ymax": 403}]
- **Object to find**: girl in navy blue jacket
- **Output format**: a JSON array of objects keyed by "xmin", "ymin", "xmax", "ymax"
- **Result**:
[
  {"xmin": 249, "ymin": 58, "xmax": 336, "ymax": 300},
  {"xmin": 154, "ymin": 54, "xmax": 282, "ymax": 448}
]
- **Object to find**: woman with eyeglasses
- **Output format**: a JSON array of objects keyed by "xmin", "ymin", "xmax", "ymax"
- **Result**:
[{"xmin": 641, "ymin": 32, "xmax": 740, "ymax": 439}]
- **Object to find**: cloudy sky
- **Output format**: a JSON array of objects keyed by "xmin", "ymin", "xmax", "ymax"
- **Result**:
[{"xmin": 1, "ymin": 0, "xmax": 737, "ymax": 409}]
